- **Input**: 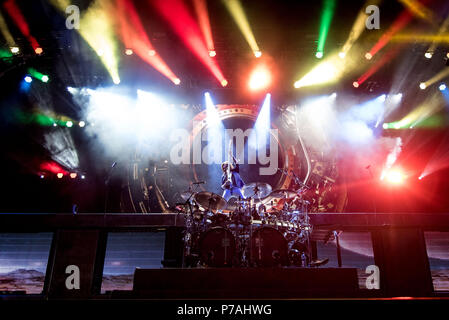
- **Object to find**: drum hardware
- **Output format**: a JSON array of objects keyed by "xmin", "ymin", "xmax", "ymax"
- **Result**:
[{"xmin": 181, "ymin": 180, "xmax": 317, "ymax": 269}]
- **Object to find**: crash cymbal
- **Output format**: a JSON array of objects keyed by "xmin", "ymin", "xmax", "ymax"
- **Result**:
[
  {"xmin": 269, "ymin": 189, "xmax": 298, "ymax": 199},
  {"xmin": 194, "ymin": 191, "xmax": 227, "ymax": 211},
  {"xmin": 242, "ymin": 182, "xmax": 272, "ymax": 199},
  {"xmin": 180, "ymin": 191, "xmax": 196, "ymax": 201}
]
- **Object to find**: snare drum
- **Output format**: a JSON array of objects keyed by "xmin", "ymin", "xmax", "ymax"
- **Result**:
[
  {"xmin": 199, "ymin": 227, "xmax": 235, "ymax": 267},
  {"xmin": 250, "ymin": 227, "xmax": 288, "ymax": 267}
]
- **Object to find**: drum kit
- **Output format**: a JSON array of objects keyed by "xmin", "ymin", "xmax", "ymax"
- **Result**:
[{"xmin": 178, "ymin": 181, "xmax": 314, "ymax": 268}]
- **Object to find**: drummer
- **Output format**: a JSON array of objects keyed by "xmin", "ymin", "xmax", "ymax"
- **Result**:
[{"xmin": 221, "ymin": 155, "xmax": 245, "ymax": 201}]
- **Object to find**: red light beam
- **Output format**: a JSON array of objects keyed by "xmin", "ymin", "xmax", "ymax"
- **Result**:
[
  {"xmin": 3, "ymin": 0, "xmax": 40, "ymax": 50},
  {"xmin": 153, "ymin": 0, "xmax": 226, "ymax": 86},
  {"xmin": 357, "ymin": 46, "xmax": 403, "ymax": 85},
  {"xmin": 192, "ymin": 0, "xmax": 215, "ymax": 52},
  {"xmin": 116, "ymin": 0, "xmax": 180, "ymax": 84}
]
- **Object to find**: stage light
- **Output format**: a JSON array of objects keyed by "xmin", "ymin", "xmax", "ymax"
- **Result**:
[
  {"xmin": 294, "ymin": 81, "xmax": 300, "ymax": 89},
  {"xmin": 41, "ymin": 75, "xmax": 49, "ymax": 83},
  {"xmin": 24, "ymin": 76, "xmax": 32, "ymax": 83},
  {"xmin": 365, "ymin": 52, "xmax": 372, "ymax": 60},
  {"xmin": 223, "ymin": 0, "xmax": 260, "ymax": 56},
  {"xmin": 254, "ymin": 50, "xmax": 262, "ymax": 58},
  {"xmin": 0, "ymin": 11, "xmax": 15, "ymax": 49},
  {"xmin": 419, "ymin": 82, "xmax": 426, "ymax": 90},
  {"xmin": 148, "ymin": 50, "xmax": 156, "ymax": 56},
  {"xmin": 66, "ymin": 121, "xmax": 73, "ymax": 128},
  {"xmin": 221, "ymin": 79, "xmax": 228, "ymax": 87},
  {"xmin": 384, "ymin": 169, "xmax": 405, "ymax": 185},
  {"xmin": 382, "ymin": 123, "xmax": 388, "ymax": 129},
  {"xmin": 424, "ymin": 52, "xmax": 433, "ymax": 59},
  {"xmin": 439, "ymin": 84, "xmax": 446, "ymax": 91},
  {"xmin": 250, "ymin": 93, "xmax": 271, "ymax": 151},
  {"xmin": 57, "ymin": 173, "xmax": 64, "ymax": 179},
  {"xmin": 70, "ymin": 173, "xmax": 77, "ymax": 179},
  {"xmin": 193, "ymin": 0, "xmax": 215, "ymax": 59},
  {"xmin": 81, "ymin": 175, "xmax": 86, "ymax": 179},
  {"xmin": 154, "ymin": 0, "xmax": 225, "ymax": 86},
  {"xmin": 447, "ymin": 52, "xmax": 449, "ymax": 59},
  {"xmin": 35, "ymin": 47, "xmax": 43, "ymax": 54},
  {"xmin": 79, "ymin": 121, "xmax": 86, "ymax": 128},
  {"xmin": 418, "ymin": 175, "xmax": 423, "ymax": 180},
  {"xmin": 125, "ymin": 48, "xmax": 133, "ymax": 55},
  {"xmin": 53, "ymin": 123, "xmax": 57, "ymax": 127},
  {"xmin": 113, "ymin": 78, "xmax": 121, "ymax": 85},
  {"xmin": 174, "ymin": 78, "xmax": 181, "ymax": 85},
  {"xmin": 40, "ymin": 174, "xmax": 45, "ymax": 179},
  {"xmin": 338, "ymin": 52, "xmax": 346, "ymax": 59},
  {"xmin": 353, "ymin": 81, "xmax": 359, "ymax": 88},
  {"xmin": 10, "ymin": 46, "xmax": 19, "ymax": 54},
  {"xmin": 249, "ymin": 67, "xmax": 271, "ymax": 91},
  {"xmin": 317, "ymin": 0, "xmax": 336, "ymax": 60}
]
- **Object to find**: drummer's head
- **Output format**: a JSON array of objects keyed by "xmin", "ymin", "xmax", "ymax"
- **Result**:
[{"xmin": 221, "ymin": 161, "xmax": 229, "ymax": 172}]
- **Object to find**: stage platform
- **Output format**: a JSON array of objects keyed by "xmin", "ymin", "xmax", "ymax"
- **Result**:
[{"xmin": 130, "ymin": 267, "xmax": 360, "ymax": 299}]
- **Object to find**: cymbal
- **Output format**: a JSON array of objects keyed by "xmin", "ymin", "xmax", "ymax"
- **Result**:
[
  {"xmin": 242, "ymin": 182, "xmax": 272, "ymax": 199},
  {"xmin": 180, "ymin": 191, "xmax": 196, "ymax": 201},
  {"xmin": 194, "ymin": 191, "xmax": 227, "ymax": 211},
  {"xmin": 269, "ymin": 189, "xmax": 298, "ymax": 199}
]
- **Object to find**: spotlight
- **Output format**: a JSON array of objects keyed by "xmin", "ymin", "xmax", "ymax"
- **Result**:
[
  {"xmin": 10, "ymin": 46, "xmax": 19, "ymax": 54},
  {"xmin": 249, "ymin": 67, "xmax": 271, "ymax": 91},
  {"xmin": 70, "ymin": 173, "xmax": 77, "ymax": 179},
  {"xmin": 338, "ymin": 52, "xmax": 346, "ymax": 59},
  {"xmin": 447, "ymin": 52, "xmax": 449, "ymax": 59},
  {"xmin": 41, "ymin": 75, "xmax": 49, "ymax": 83},
  {"xmin": 419, "ymin": 82, "xmax": 427, "ymax": 90},
  {"xmin": 384, "ymin": 169, "xmax": 405, "ymax": 185},
  {"xmin": 209, "ymin": 50, "xmax": 216, "ymax": 57},
  {"xmin": 40, "ymin": 174, "xmax": 45, "ymax": 179},
  {"xmin": 254, "ymin": 51, "xmax": 262, "ymax": 58},
  {"xmin": 353, "ymin": 81, "xmax": 359, "ymax": 88},
  {"xmin": 365, "ymin": 52, "xmax": 372, "ymax": 60},
  {"xmin": 439, "ymin": 83, "xmax": 446, "ymax": 91},
  {"xmin": 113, "ymin": 78, "xmax": 121, "ymax": 85},
  {"xmin": 221, "ymin": 79, "xmax": 228, "ymax": 87},
  {"xmin": 174, "ymin": 78, "xmax": 181, "ymax": 85},
  {"xmin": 315, "ymin": 51, "xmax": 323, "ymax": 59},
  {"xmin": 81, "ymin": 175, "xmax": 86, "ymax": 179},
  {"xmin": 418, "ymin": 175, "xmax": 424, "ymax": 180},
  {"xmin": 79, "ymin": 121, "xmax": 86, "ymax": 128},
  {"xmin": 24, "ymin": 76, "xmax": 32, "ymax": 83},
  {"xmin": 148, "ymin": 50, "xmax": 156, "ymax": 56},
  {"xmin": 53, "ymin": 123, "xmax": 57, "ymax": 127},
  {"xmin": 293, "ymin": 81, "xmax": 301, "ymax": 89},
  {"xmin": 35, "ymin": 47, "xmax": 43, "ymax": 55},
  {"xmin": 57, "ymin": 173, "xmax": 64, "ymax": 179},
  {"xmin": 382, "ymin": 123, "xmax": 388, "ymax": 129},
  {"xmin": 66, "ymin": 121, "xmax": 73, "ymax": 128},
  {"xmin": 424, "ymin": 52, "xmax": 433, "ymax": 59},
  {"xmin": 125, "ymin": 49, "xmax": 133, "ymax": 55}
]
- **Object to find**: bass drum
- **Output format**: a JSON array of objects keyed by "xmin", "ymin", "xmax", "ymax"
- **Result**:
[
  {"xmin": 199, "ymin": 227, "xmax": 235, "ymax": 267},
  {"xmin": 251, "ymin": 227, "xmax": 288, "ymax": 267}
]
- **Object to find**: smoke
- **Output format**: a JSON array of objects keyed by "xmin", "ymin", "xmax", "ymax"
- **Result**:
[
  {"xmin": 68, "ymin": 86, "xmax": 191, "ymax": 162},
  {"xmin": 296, "ymin": 94, "xmax": 402, "ymax": 178}
]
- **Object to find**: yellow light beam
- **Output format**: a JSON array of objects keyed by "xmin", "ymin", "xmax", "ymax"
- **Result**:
[
  {"xmin": 50, "ymin": 0, "xmax": 120, "ymax": 84},
  {"xmin": 222, "ymin": 0, "xmax": 260, "ymax": 54},
  {"xmin": 423, "ymin": 68, "xmax": 449, "ymax": 88},
  {"xmin": 427, "ymin": 15, "xmax": 449, "ymax": 54},
  {"xmin": 0, "ymin": 10, "xmax": 15, "ymax": 46},
  {"xmin": 398, "ymin": 0, "xmax": 436, "ymax": 24},
  {"xmin": 340, "ymin": 0, "xmax": 381, "ymax": 57},
  {"xmin": 391, "ymin": 33, "xmax": 449, "ymax": 43}
]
